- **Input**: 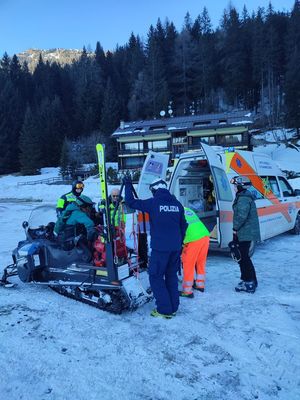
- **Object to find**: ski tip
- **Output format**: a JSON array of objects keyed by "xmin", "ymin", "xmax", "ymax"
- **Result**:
[{"xmin": 96, "ymin": 143, "xmax": 104, "ymax": 151}]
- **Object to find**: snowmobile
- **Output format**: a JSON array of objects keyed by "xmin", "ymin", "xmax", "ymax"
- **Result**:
[
  {"xmin": 0, "ymin": 204, "xmax": 152, "ymax": 314},
  {"xmin": 0, "ymin": 144, "xmax": 152, "ymax": 314}
]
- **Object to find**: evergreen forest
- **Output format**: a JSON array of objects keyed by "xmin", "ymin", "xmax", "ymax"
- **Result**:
[{"xmin": 1, "ymin": 1, "xmax": 300, "ymax": 175}]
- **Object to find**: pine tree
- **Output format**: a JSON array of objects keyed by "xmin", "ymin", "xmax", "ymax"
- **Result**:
[
  {"xmin": 252, "ymin": 7, "xmax": 267, "ymax": 115},
  {"xmin": 100, "ymin": 79, "xmax": 119, "ymax": 134},
  {"xmin": 19, "ymin": 106, "xmax": 43, "ymax": 175},
  {"xmin": 10, "ymin": 55, "xmax": 22, "ymax": 86},
  {"xmin": 128, "ymin": 71, "xmax": 151, "ymax": 120},
  {"xmin": 219, "ymin": 6, "xmax": 249, "ymax": 107},
  {"xmin": 100, "ymin": 79, "xmax": 120, "ymax": 160},
  {"xmin": 59, "ymin": 138, "xmax": 71, "ymax": 178},
  {"xmin": 285, "ymin": 0, "xmax": 300, "ymax": 130},
  {"xmin": 0, "ymin": 52, "xmax": 11, "ymax": 75},
  {"xmin": 143, "ymin": 24, "xmax": 170, "ymax": 117},
  {"xmin": 173, "ymin": 24, "xmax": 198, "ymax": 114},
  {"xmin": 264, "ymin": 5, "xmax": 289, "ymax": 125},
  {"xmin": 127, "ymin": 33, "xmax": 145, "ymax": 86},
  {"xmin": 0, "ymin": 80, "xmax": 23, "ymax": 174},
  {"xmin": 38, "ymin": 96, "xmax": 68, "ymax": 167}
]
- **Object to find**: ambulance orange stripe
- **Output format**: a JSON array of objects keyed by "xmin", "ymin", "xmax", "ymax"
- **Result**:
[
  {"xmin": 257, "ymin": 203, "xmax": 295, "ymax": 218},
  {"xmin": 220, "ymin": 210, "xmax": 233, "ymax": 222},
  {"xmin": 220, "ymin": 203, "xmax": 298, "ymax": 224},
  {"xmin": 229, "ymin": 153, "xmax": 292, "ymax": 222}
]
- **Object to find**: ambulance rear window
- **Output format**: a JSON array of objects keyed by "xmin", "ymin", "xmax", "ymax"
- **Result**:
[{"xmin": 212, "ymin": 167, "xmax": 233, "ymax": 202}]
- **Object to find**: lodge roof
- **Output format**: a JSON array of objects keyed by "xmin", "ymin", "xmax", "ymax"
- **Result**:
[{"xmin": 112, "ymin": 110, "xmax": 254, "ymax": 138}]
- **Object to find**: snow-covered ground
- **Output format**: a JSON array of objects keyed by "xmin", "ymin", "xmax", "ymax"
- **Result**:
[{"xmin": 0, "ymin": 159, "xmax": 300, "ymax": 400}]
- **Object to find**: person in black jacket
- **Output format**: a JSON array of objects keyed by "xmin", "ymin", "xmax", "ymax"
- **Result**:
[{"xmin": 124, "ymin": 177, "xmax": 187, "ymax": 319}]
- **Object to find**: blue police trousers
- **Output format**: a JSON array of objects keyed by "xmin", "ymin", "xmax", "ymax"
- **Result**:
[{"xmin": 148, "ymin": 250, "xmax": 181, "ymax": 315}]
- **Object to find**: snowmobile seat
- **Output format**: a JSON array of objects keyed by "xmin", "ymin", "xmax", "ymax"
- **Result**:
[
  {"xmin": 56, "ymin": 226, "xmax": 77, "ymax": 251},
  {"xmin": 55, "ymin": 227, "xmax": 92, "ymax": 257}
]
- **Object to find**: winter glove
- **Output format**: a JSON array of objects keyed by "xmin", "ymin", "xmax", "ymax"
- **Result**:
[
  {"xmin": 122, "ymin": 175, "xmax": 132, "ymax": 185},
  {"xmin": 233, "ymin": 230, "xmax": 238, "ymax": 242},
  {"xmin": 228, "ymin": 240, "xmax": 241, "ymax": 263}
]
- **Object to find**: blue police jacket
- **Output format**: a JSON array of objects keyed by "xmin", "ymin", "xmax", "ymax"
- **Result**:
[{"xmin": 125, "ymin": 184, "xmax": 187, "ymax": 252}]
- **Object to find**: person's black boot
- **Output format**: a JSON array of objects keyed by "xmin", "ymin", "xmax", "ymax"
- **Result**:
[{"xmin": 235, "ymin": 281, "xmax": 256, "ymax": 293}]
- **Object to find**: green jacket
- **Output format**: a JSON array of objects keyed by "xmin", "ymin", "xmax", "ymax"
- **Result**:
[
  {"xmin": 109, "ymin": 203, "xmax": 126, "ymax": 227},
  {"xmin": 183, "ymin": 207, "xmax": 210, "ymax": 244},
  {"xmin": 54, "ymin": 203, "xmax": 95, "ymax": 240},
  {"xmin": 56, "ymin": 191, "xmax": 77, "ymax": 213},
  {"xmin": 99, "ymin": 201, "xmax": 126, "ymax": 227},
  {"xmin": 232, "ymin": 189, "xmax": 260, "ymax": 242}
]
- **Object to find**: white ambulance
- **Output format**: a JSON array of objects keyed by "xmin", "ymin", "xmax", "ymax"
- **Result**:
[{"xmin": 137, "ymin": 144, "xmax": 300, "ymax": 251}]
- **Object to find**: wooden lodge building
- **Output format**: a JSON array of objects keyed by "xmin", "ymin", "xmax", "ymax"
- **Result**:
[{"xmin": 112, "ymin": 111, "xmax": 254, "ymax": 170}]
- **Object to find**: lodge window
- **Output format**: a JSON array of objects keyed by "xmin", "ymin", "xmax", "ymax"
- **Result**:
[
  {"xmin": 192, "ymin": 136, "xmax": 215, "ymax": 145},
  {"xmin": 218, "ymin": 134, "xmax": 243, "ymax": 144},
  {"xmin": 173, "ymin": 136, "xmax": 187, "ymax": 144},
  {"xmin": 122, "ymin": 156, "xmax": 144, "ymax": 168},
  {"xmin": 147, "ymin": 140, "xmax": 170, "ymax": 151},
  {"xmin": 123, "ymin": 142, "xmax": 142, "ymax": 151},
  {"xmin": 149, "ymin": 125, "xmax": 166, "ymax": 131},
  {"xmin": 200, "ymin": 136, "xmax": 215, "ymax": 145},
  {"xmin": 193, "ymin": 121, "xmax": 211, "ymax": 127}
]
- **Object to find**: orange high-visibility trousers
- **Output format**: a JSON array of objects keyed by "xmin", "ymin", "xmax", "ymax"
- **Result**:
[{"xmin": 181, "ymin": 236, "xmax": 209, "ymax": 294}]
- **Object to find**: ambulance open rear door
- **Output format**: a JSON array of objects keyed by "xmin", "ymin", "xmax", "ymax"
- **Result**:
[
  {"xmin": 137, "ymin": 151, "xmax": 169, "ymax": 199},
  {"xmin": 199, "ymin": 143, "xmax": 234, "ymax": 248}
]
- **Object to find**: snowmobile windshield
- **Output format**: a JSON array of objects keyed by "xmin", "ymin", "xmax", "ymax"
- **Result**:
[{"xmin": 27, "ymin": 205, "xmax": 57, "ymax": 229}]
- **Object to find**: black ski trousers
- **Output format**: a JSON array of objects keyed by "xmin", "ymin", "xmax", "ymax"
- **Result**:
[{"xmin": 238, "ymin": 241, "xmax": 257, "ymax": 285}]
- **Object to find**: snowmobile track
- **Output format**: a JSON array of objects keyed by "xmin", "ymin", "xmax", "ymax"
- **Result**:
[{"xmin": 50, "ymin": 286, "xmax": 128, "ymax": 315}]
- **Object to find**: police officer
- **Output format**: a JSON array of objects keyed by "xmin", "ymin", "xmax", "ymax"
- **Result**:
[
  {"xmin": 231, "ymin": 176, "xmax": 260, "ymax": 293},
  {"xmin": 56, "ymin": 180, "xmax": 84, "ymax": 216},
  {"xmin": 124, "ymin": 177, "xmax": 187, "ymax": 319}
]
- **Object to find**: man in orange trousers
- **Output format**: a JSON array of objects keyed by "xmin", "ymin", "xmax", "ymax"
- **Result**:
[{"xmin": 180, "ymin": 207, "xmax": 210, "ymax": 298}]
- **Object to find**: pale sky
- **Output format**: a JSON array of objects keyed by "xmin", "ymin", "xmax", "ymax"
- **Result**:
[{"xmin": 0, "ymin": 0, "xmax": 295, "ymax": 56}]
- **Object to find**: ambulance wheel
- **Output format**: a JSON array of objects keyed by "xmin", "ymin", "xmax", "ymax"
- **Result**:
[
  {"xmin": 291, "ymin": 213, "xmax": 300, "ymax": 235},
  {"xmin": 248, "ymin": 241, "xmax": 255, "ymax": 257}
]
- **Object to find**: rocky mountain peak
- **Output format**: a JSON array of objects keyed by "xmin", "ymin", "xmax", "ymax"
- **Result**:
[{"xmin": 17, "ymin": 48, "xmax": 93, "ymax": 72}]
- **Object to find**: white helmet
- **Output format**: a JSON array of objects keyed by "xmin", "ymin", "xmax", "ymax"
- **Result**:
[
  {"xmin": 230, "ymin": 176, "xmax": 251, "ymax": 187},
  {"xmin": 149, "ymin": 178, "xmax": 167, "ymax": 194}
]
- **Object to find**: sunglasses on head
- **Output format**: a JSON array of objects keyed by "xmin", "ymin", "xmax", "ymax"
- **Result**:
[{"xmin": 76, "ymin": 183, "xmax": 84, "ymax": 189}]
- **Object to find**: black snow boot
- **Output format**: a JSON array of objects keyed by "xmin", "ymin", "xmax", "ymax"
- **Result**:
[{"xmin": 235, "ymin": 281, "xmax": 256, "ymax": 293}]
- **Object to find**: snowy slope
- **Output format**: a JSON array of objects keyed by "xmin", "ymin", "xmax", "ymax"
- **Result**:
[{"xmin": 0, "ymin": 165, "xmax": 300, "ymax": 400}]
